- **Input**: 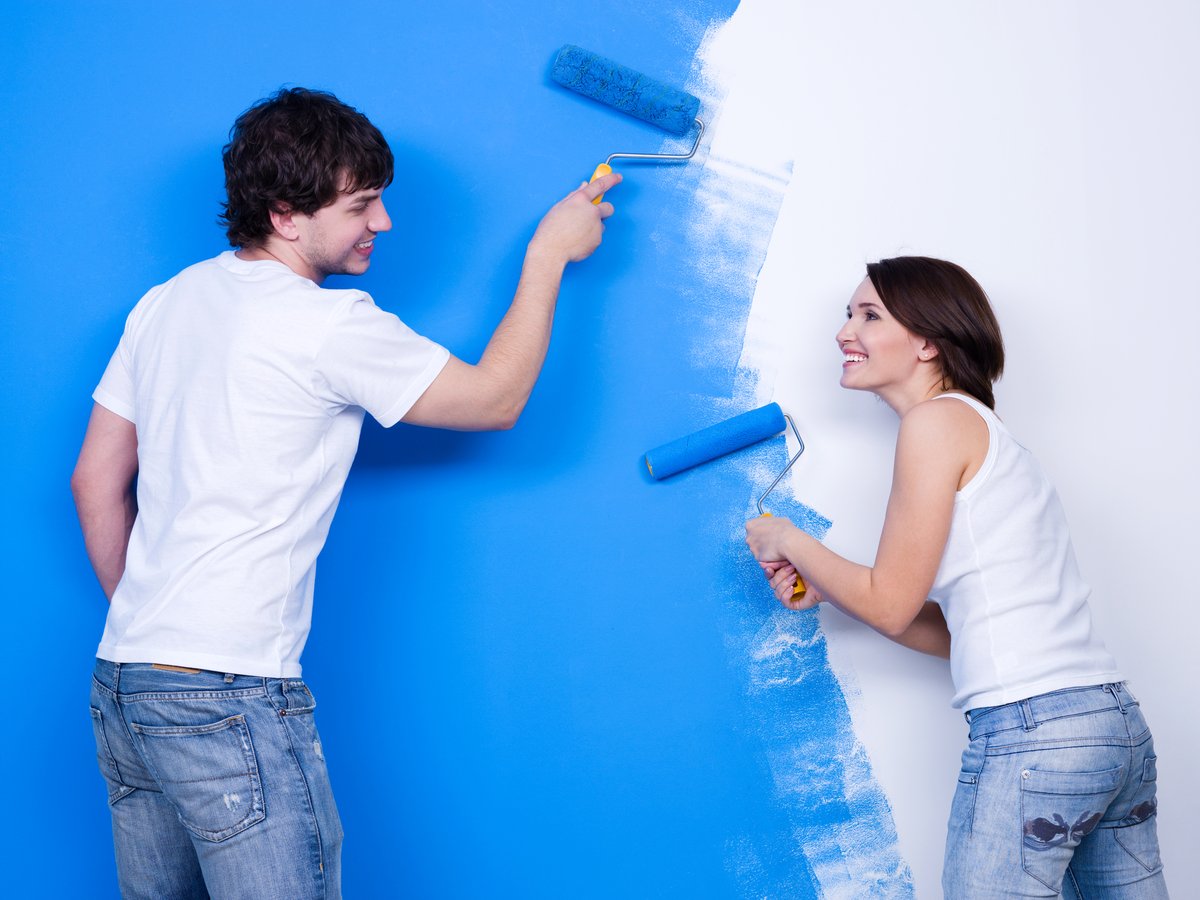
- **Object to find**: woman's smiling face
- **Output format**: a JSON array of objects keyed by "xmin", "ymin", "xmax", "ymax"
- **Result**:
[{"xmin": 835, "ymin": 278, "xmax": 934, "ymax": 396}]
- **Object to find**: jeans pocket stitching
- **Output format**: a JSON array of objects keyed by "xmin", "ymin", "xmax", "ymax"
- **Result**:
[
  {"xmin": 1143, "ymin": 755, "xmax": 1157, "ymax": 782},
  {"xmin": 1019, "ymin": 765, "xmax": 1124, "ymax": 891},
  {"xmin": 130, "ymin": 714, "xmax": 267, "ymax": 842},
  {"xmin": 283, "ymin": 682, "xmax": 316, "ymax": 716},
  {"xmin": 1113, "ymin": 819, "xmax": 1163, "ymax": 874}
]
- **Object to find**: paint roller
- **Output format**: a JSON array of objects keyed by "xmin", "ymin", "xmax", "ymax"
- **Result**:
[
  {"xmin": 644, "ymin": 403, "xmax": 809, "ymax": 598},
  {"xmin": 551, "ymin": 44, "xmax": 705, "ymax": 204}
]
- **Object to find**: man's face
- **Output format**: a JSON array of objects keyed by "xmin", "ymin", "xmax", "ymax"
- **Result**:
[{"xmin": 291, "ymin": 182, "xmax": 392, "ymax": 282}]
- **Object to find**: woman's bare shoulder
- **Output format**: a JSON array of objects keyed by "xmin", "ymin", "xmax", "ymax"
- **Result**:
[{"xmin": 898, "ymin": 395, "xmax": 989, "ymax": 486}]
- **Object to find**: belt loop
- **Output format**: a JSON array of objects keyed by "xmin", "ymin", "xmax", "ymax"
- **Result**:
[
  {"xmin": 113, "ymin": 661, "xmax": 121, "ymax": 691},
  {"xmin": 1104, "ymin": 683, "xmax": 1128, "ymax": 714},
  {"xmin": 1019, "ymin": 698, "xmax": 1036, "ymax": 731}
]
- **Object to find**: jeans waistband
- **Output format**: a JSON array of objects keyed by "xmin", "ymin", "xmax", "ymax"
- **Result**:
[
  {"xmin": 965, "ymin": 683, "xmax": 1134, "ymax": 739},
  {"xmin": 92, "ymin": 658, "xmax": 281, "ymax": 693}
]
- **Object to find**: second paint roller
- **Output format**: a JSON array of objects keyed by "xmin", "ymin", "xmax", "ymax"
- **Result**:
[
  {"xmin": 551, "ymin": 44, "xmax": 705, "ymax": 203},
  {"xmin": 644, "ymin": 403, "xmax": 809, "ymax": 598}
]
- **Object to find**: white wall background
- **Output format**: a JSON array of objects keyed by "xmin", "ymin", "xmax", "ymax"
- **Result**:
[{"xmin": 705, "ymin": 1, "xmax": 1199, "ymax": 894}]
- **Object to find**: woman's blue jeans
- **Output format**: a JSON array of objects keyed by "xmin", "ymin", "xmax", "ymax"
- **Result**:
[
  {"xmin": 943, "ymin": 682, "xmax": 1168, "ymax": 898},
  {"xmin": 89, "ymin": 659, "xmax": 343, "ymax": 899}
]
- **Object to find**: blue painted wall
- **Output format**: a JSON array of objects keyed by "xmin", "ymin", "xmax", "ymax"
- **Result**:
[{"xmin": 3, "ymin": 2, "xmax": 904, "ymax": 896}]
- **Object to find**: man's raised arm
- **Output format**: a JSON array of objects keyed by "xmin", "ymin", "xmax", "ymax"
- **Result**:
[{"xmin": 403, "ymin": 172, "xmax": 621, "ymax": 431}]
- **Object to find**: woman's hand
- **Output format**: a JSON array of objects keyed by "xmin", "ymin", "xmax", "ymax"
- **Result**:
[
  {"xmin": 760, "ymin": 560, "xmax": 823, "ymax": 611},
  {"xmin": 747, "ymin": 516, "xmax": 821, "ymax": 610},
  {"xmin": 745, "ymin": 514, "xmax": 800, "ymax": 564}
]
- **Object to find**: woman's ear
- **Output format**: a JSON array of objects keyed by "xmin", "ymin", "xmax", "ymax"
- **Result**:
[{"xmin": 917, "ymin": 339, "xmax": 939, "ymax": 361}]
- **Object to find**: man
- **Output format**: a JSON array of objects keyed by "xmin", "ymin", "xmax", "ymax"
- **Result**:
[{"xmin": 72, "ymin": 86, "xmax": 620, "ymax": 899}]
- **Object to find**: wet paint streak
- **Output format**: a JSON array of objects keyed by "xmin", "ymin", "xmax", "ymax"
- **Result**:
[
  {"xmin": 671, "ymin": 18, "xmax": 915, "ymax": 896},
  {"xmin": 720, "ymin": 441, "xmax": 914, "ymax": 898}
]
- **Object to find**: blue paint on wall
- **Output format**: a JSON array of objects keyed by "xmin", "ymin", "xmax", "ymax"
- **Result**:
[
  {"xmin": 637, "ymin": 134, "xmax": 914, "ymax": 893},
  {"xmin": 4, "ymin": 1, "xmax": 908, "ymax": 896}
]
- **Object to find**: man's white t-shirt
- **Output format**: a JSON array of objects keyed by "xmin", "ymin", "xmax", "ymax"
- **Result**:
[{"xmin": 94, "ymin": 251, "xmax": 449, "ymax": 676}]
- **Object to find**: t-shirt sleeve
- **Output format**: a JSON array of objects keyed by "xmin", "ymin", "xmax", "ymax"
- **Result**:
[
  {"xmin": 92, "ymin": 331, "xmax": 137, "ymax": 424},
  {"xmin": 313, "ymin": 294, "xmax": 450, "ymax": 427}
]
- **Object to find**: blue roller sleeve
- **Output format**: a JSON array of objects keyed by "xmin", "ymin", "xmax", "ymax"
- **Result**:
[
  {"xmin": 645, "ymin": 403, "xmax": 787, "ymax": 480},
  {"xmin": 551, "ymin": 44, "xmax": 701, "ymax": 137}
]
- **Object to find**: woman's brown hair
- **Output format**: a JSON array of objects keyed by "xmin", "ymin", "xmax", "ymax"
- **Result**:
[{"xmin": 866, "ymin": 256, "xmax": 1005, "ymax": 409}]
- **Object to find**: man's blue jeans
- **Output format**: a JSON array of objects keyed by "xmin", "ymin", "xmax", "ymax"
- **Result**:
[
  {"xmin": 944, "ymin": 682, "xmax": 1168, "ymax": 898},
  {"xmin": 89, "ymin": 659, "xmax": 343, "ymax": 900}
]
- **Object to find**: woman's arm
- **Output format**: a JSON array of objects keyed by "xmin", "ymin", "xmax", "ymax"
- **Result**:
[
  {"xmin": 890, "ymin": 601, "xmax": 951, "ymax": 658},
  {"xmin": 757, "ymin": 561, "xmax": 950, "ymax": 658},
  {"xmin": 747, "ymin": 398, "xmax": 983, "ymax": 643}
]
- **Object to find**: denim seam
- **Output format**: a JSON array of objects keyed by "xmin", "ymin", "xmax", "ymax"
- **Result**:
[
  {"xmin": 1113, "ymin": 822, "xmax": 1162, "ymax": 874},
  {"xmin": 1064, "ymin": 864, "xmax": 1082, "ymax": 896},
  {"xmin": 113, "ymin": 696, "xmax": 144, "ymax": 796},
  {"xmin": 1019, "ymin": 779, "xmax": 1063, "ymax": 891},
  {"xmin": 133, "ymin": 774, "xmax": 256, "ymax": 786},
  {"xmin": 282, "ymin": 681, "xmax": 317, "ymax": 714},
  {"xmin": 131, "ymin": 714, "xmax": 256, "ymax": 736},
  {"xmin": 271, "ymin": 684, "xmax": 329, "ymax": 897},
  {"xmin": 973, "ymin": 703, "xmax": 1138, "ymax": 739},
  {"xmin": 986, "ymin": 736, "xmax": 1141, "ymax": 756},
  {"xmin": 968, "ymin": 684, "xmax": 1127, "ymax": 722},
  {"xmin": 1104, "ymin": 682, "xmax": 1129, "ymax": 713},
  {"xmin": 962, "ymin": 735, "xmax": 987, "ymax": 836},
  {"xmin": 90, "ymin": 706, "xmax": 136, "ymax": 804},
  {"xmin": 1142, "ymin": 756, "xmax": 1157, "ymax": 782},
  {"xmin": 122, "ymin": 687, "xmax": 269, "ymax": 703},
  {"xmin": 129, "ymin": 714, "xmax": 267, "ymax": 843}
]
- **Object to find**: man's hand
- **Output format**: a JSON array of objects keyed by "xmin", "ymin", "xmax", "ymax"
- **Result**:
[
  {"xmin": 401, "ymin": 172, "xmax": 623, "ymax": 432},
  {"xmin": 527, "ymin": 172, "xmax": 622, "ymax": 265}
]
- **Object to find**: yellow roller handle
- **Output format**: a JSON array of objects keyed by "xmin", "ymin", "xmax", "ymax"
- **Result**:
[
  {"xmin": 589, "ymin": 163, "xmax": 613, "ymax": 205},
  {"xmin": 759, "ymin": 512, "xmax": 807, "ymax": 599}
]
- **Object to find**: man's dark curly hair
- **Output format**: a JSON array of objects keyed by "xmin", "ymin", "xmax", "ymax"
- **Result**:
[{"xmin": 220, "ymin": 87, "xmax": 394, "ymax": 248}]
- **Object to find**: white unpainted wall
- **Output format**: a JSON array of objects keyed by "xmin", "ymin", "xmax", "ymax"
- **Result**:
[{"xmin": 703, "ymin": 1, "xmax": 1199, "ymax": 894}]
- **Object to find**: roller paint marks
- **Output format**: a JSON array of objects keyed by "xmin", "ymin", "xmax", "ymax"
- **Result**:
[
  {"xmin": 645, "ymin": 402, "xmax": 817, "ymax": 600},
  {"xmin": 550, "ymin": 44, "xmax": 705, "ymax": 203},
  {"xmin": 720, "ymin": 440, "xmax": 912, "ymax": 897},
  {"xmin": 667, "ymin": 13, "xmax": 915, "ymax": 897},
  {"xmin": 551, "ymin": 44, "xmax": 701, "ymax": 137}
]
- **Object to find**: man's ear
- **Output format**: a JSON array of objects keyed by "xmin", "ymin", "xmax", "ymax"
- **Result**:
[{"xmin": 268, "ymin": 203, "xmax": 300, "ymax": 242}]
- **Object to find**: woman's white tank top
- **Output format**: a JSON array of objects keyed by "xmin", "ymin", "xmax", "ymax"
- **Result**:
[{"xmin": 928, "ymin": 393, "xmax": 1123, "ymax": 710}]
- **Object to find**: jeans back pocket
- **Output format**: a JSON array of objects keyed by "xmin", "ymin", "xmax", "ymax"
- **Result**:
[
  {"xmin": 1113, "ymin": 754, "xmax": 1162, "ymax": 874},
  {"xmin": 1020, "ymin": 764, "xmax": 1123, "ymax": 891},
  {"xmin": 131, "ymin": 714, "xmax": 266, "ymax": 842}
]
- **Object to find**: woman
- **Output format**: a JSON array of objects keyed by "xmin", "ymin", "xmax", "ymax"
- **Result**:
[{"xmin": 745, "ymin": 257, "xmax": 1167, "ymax": 898}]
